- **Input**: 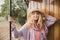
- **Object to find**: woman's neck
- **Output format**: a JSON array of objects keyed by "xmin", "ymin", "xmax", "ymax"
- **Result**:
[{"xmin": 34, "ymin": 20, "xmax": 38, "ymax": 26}]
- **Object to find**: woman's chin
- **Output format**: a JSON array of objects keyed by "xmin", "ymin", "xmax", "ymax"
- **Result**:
[
  {"xmin": 34, "ymin": 19, "xmax": 38, "ymax": 21},
  {"xmin": 34, "ymin": 18, "xmax": 38, "ymax": 21}
]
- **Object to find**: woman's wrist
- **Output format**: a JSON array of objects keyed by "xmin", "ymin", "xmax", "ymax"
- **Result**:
[{"xmin": 11, "ymin": 23, "xmax": 16, "ymax": 31}]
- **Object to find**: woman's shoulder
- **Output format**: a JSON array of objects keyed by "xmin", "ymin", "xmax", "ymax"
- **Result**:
[
  {"xmin": 22, "ymin": 22, "xmax": 29, "ymax": 27},
  {"xmin": 20, "ymin": 22, "xmax": 29, "ymax": 30}
]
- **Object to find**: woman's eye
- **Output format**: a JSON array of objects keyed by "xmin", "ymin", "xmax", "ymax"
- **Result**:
[
  {"xmin": 36, "ymin": 13, "xmax": 40, "ymax": 15},
  {"xmin": 37, "ymin": 13, "xmax": 40, "ymax": 14},
  {"xmin": 32, "ymin": 13, "xmax": 35, "ymax": 15}
]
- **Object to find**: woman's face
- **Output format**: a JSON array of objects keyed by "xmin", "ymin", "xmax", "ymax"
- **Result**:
[{"xmin": 31, "ymin": 11, "xmax": 41, "ymax": 21}]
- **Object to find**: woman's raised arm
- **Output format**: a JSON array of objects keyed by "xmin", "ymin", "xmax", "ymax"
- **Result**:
[{"xmin": 44, "ymin": 14, "xmax": 57, "ymax": 27}]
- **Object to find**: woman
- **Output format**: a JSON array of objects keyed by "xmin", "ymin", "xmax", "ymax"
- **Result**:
[{"xmin": 11, "ymin": 1, "xmax": 57, "ymax": 40}]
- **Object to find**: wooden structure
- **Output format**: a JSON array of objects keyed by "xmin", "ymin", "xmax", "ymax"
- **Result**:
[{"xmin": 26, "ymin": 0, "xmax": 60, "ymax": 40}]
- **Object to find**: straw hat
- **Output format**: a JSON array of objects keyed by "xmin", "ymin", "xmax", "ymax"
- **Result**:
[
  {"xmin": 27, "ymin": 1, "xmax": 47, "ymax": 21},
  {"xmin": 27, "ymin": 1, "xmax": 46, "ymax": 16},
  {"xmin": 27, "ymin": 1, "xmax": 57, "ymax": 15}
]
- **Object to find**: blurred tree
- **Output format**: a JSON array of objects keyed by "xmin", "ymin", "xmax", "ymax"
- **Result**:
[
  {"xmin": 11, "ymin": 0, "xmax": 27, "ymax": 25},
  {"xmin": 0, "ymin": 0, "xmax": 9, "ymax": 20}
]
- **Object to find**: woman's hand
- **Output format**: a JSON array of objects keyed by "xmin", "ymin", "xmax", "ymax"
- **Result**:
[
  {"xmin": 8, "ymin": 16, "xmax": 15, "ymax": 23},
  {"xmin": 8, "ymin": 16, "xmax": 16, "ymax": 31}
]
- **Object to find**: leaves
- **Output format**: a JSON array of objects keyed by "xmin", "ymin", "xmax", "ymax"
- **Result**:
[
  {"xmin": 0, "ymin": 0, "xmax": 27, "ymax": 25},
  {"xmin": 0, "ymin": 0, "xmax": 9, "ymax": 19},
  {"xmin": 11, "ymin": 0, "xmax": 27, "ymax": 25}
]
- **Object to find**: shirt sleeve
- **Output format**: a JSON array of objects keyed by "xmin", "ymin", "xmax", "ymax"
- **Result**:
[
  {"xmin": 11, "ymin": 23, "xmax": 28, "ymax": 38},
  {"xmin": 44, "ymin": 14, "xmax": 57, "ymax": 27}
]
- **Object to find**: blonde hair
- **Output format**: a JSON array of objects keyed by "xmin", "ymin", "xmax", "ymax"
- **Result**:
[{"xmin": 27, "ymin": 11, "xmax": 45, "ymax": 30}]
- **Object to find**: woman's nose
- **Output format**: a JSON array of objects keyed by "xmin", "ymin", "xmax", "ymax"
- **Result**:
[{"xmin": 34, "ymin": 13, "xmax": 38, "ymax": 16}]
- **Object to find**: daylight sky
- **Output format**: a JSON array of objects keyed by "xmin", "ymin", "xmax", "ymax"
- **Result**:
[{"xmin": 0, "ymin": 0, "xmax": 4, "ymax": 13}]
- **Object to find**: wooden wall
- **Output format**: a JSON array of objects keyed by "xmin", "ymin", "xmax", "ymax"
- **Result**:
[
  {"xmin": 28, "ymin": 0, "xmax": 60, "ymax": 40},
  {"xmin": 44, "ymin": 0, "xmax": 60, "ymax": 40}
]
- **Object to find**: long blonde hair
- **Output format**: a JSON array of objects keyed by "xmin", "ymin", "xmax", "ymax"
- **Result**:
[{"xmin": 27, "ymin": 11, "xmax": 45, "ymax": 30}]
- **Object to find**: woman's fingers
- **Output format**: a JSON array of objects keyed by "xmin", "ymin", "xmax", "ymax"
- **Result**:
[{"xmin": 8, "ymin": 16, "xmax": 15, "ymax": 23}]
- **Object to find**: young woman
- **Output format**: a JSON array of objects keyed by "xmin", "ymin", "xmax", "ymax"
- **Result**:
[{"xmin": 11, "ymin": 9, "xmax": 56, "ymax": 40}]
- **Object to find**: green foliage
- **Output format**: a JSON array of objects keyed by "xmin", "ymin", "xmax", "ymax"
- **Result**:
[
  {"xmin": 0, "ymin": 0, "xmax": 9, "ymax": 20},
  {"xmin": 0, "ymin": 0, "xmax": 27, "ymax": 25},
  {"xmin": 11, "ymin": 0, "xmax": 27, "ymax": 25}
]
